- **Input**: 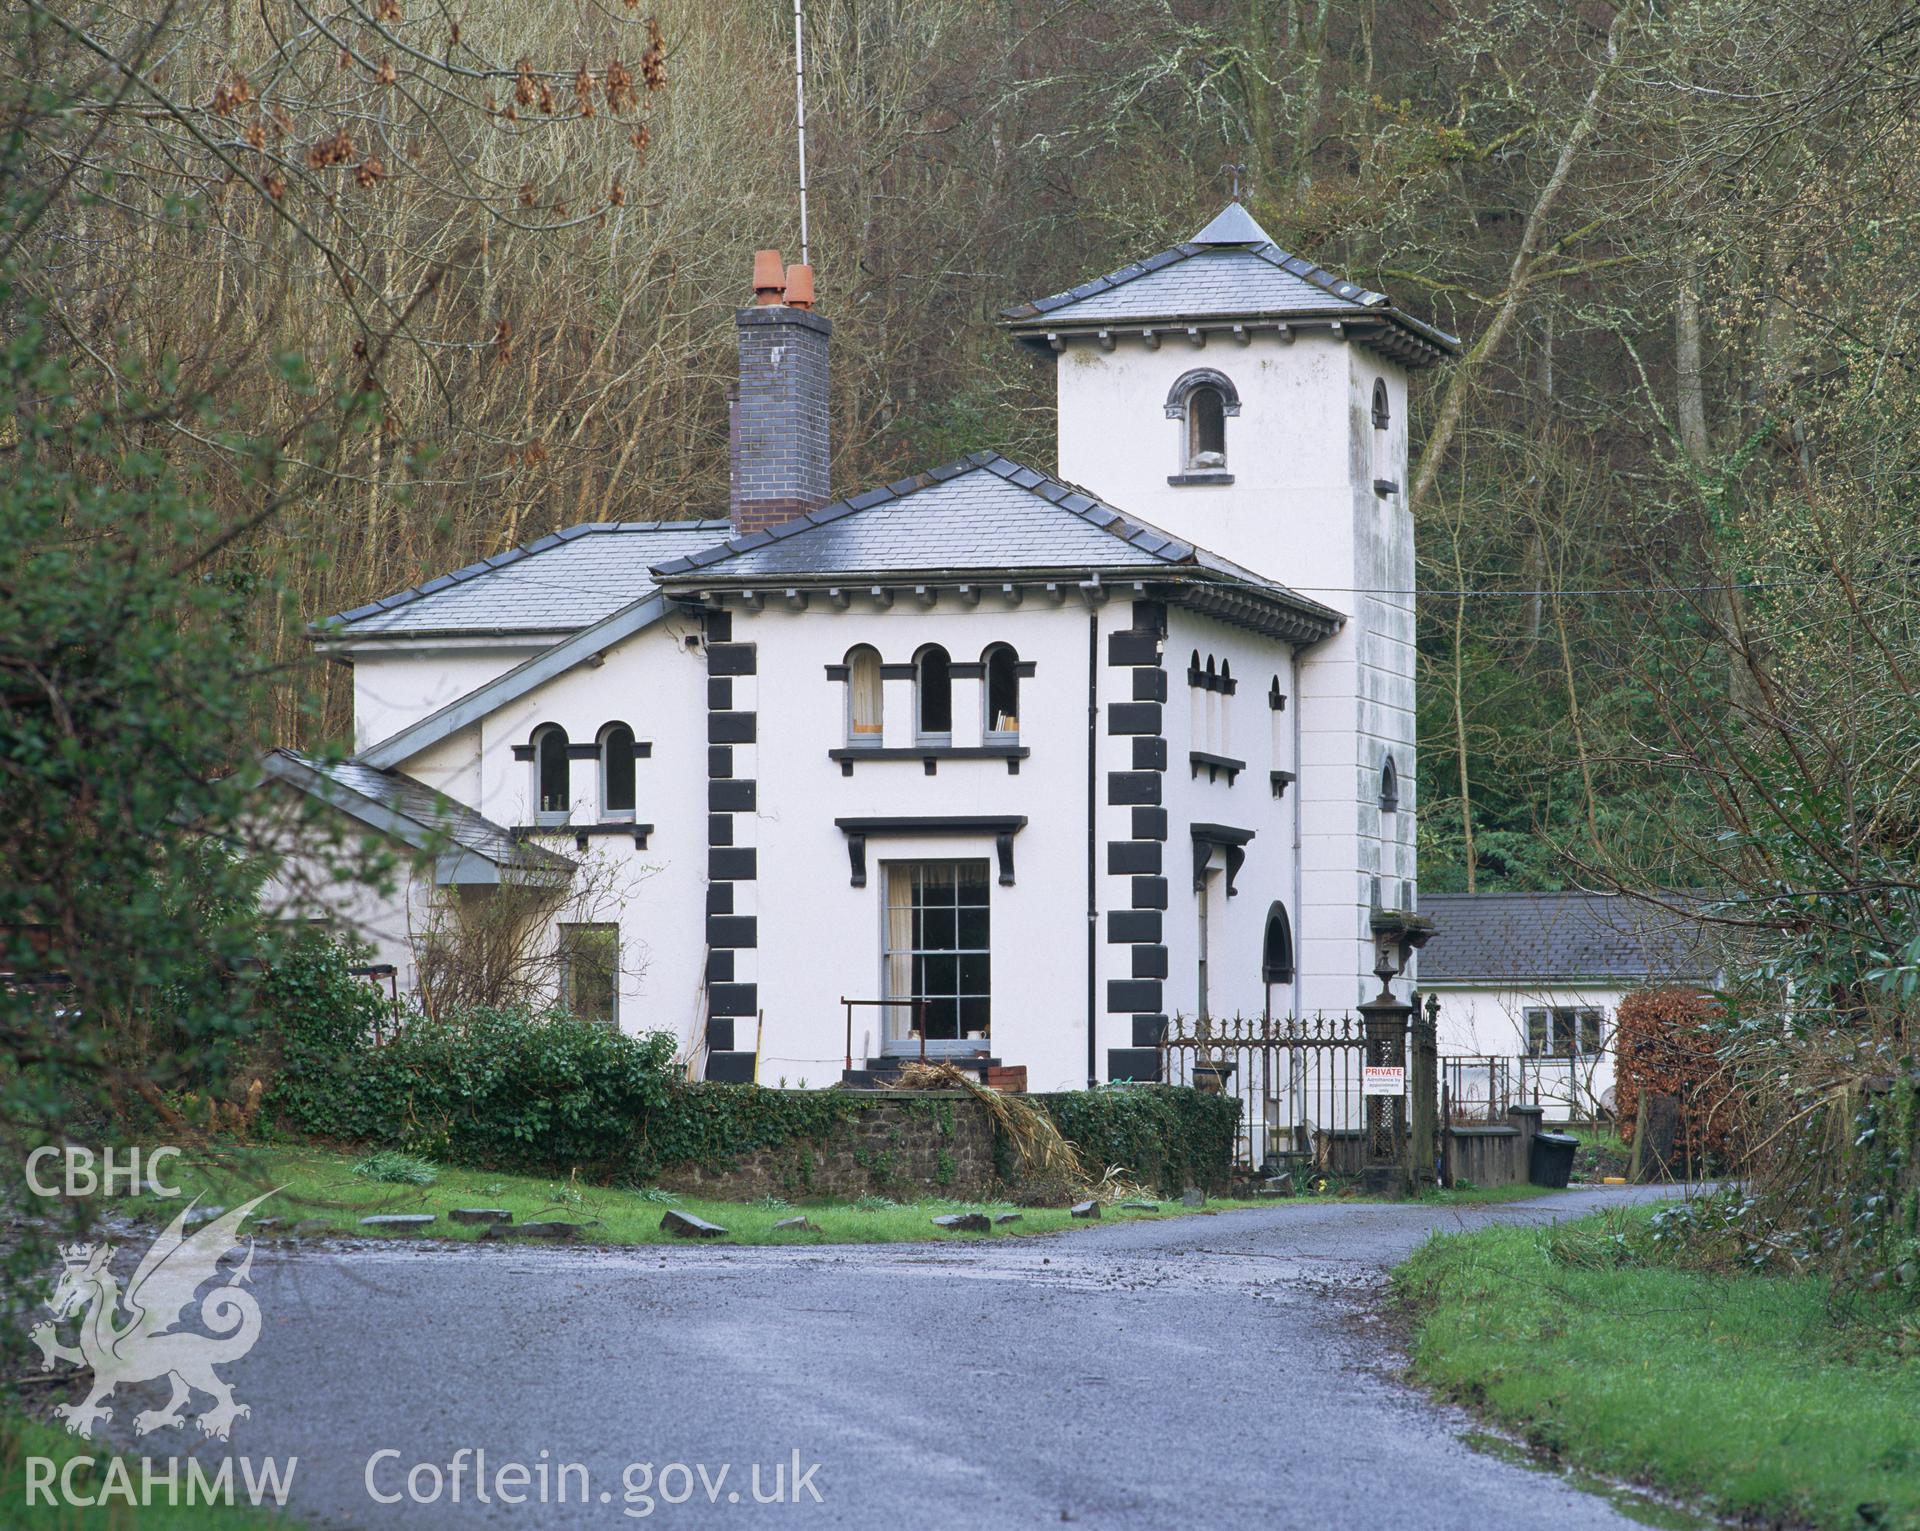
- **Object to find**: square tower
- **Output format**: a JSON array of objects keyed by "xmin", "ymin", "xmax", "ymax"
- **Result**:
[{"xmin": 1003, "ymin": 206, "xmax": 1457, "ymax": 1013}]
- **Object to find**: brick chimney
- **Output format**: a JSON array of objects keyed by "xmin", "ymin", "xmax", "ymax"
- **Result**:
[{"xmin": 729, "ymin": 250, "xmax": 831, "ymax": 536}]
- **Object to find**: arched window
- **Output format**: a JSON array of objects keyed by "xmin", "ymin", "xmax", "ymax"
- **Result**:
[
  {"xmin": 915, "ymin": 645, "xmax": 952, "ymax": 743},
  {"xmin": 599, "ymin": 723, "xmax": 636, "ymax": 819},
  {"xmin": 533, "ymin": 724, "xmax": 570, "ymax": 821},
  {"xmin": 845, "ymin": 645, "xmax": 883, "ymax": 746},
  {"xmin": 1371, "ymin": 378, "xmax": 1392, "ymax": 491},
  {"xmin": 984, "ymin": 644, "xmax": 1020, "ymax": 739},
  {"xmin": 1379, "ymin": 754, "xmax": 1400, "ymax": 814},
  {"xmin": 1262, "ymin": 903, "xmax": 1295, "ymax": 986},
  {"xmin": 1188, "ymin": 386, "xmax": 1226, "ymax": 467},
  {"xmin": 1164, "ymin": 369, "xmax": 1241, "ymax": 476}
]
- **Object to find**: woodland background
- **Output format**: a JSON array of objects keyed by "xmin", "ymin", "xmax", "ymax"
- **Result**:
[
  {"xmin": 19, "ymin": 0, "xmax": 1912, "ymax": 900},
  {"xmin": 0, "ymin": 0, "xmax": 1914, "ymax": 1293}
]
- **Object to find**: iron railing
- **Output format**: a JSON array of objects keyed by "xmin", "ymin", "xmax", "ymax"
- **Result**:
[{"xmin": 1160, "ymin": 1013, "xmax": 1374, "ymax": 1173}]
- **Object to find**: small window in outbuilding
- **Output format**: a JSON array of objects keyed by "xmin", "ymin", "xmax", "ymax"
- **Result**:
[
  {"xmin": 1188, "ymin": 385, "xmax": 1227, "ymax": 469},
  {"xmin": 984, "ymin": 645, "xmax": 1020, "ymax": 738},
  {"xmin": 915, "ymin": 645, "xmax": 953, "ymax": 742},
  {"xmin": 534, "ymin": 724, "xmax": 570, "ymax": 821},
  {"xmin": 599, "ymin": 723, "xmax": 636, "ymax": 818},
  {"xmin": 1379, "ymin": 754, "xmax": 1400, "ymax": 814}
]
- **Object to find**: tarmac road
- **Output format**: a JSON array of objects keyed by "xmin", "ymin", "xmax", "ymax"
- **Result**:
[{"xmin": 65, "ymin": 1184, "xmax": 1694, "ymax": 1529}]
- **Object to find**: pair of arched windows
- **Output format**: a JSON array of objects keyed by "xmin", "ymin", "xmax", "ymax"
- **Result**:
[
  {"xmin": 531, "ymin": 722, "xmax": 636, "ymax": 823},
  {"xmin": 841, "ymin": 644, "xmax": 1021, "ymax": 746}
]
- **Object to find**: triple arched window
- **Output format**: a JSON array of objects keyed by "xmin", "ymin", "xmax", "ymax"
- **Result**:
[{"xmin": 836, "ymin": 644, "xmax": 1026, "ymax": 747}]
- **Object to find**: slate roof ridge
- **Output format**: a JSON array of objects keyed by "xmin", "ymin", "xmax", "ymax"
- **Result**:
[
  {"xmin": 646, "ymin": 454, "xmax": 1201, "ymax": 582},
  {"xmin": 316, "ymin": 517, "xmax": 735, "ymax": 632}
]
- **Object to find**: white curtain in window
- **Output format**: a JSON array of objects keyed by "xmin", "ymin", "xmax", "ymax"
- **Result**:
[
  {"xmin": 884, "ymin": 863, "xmax": 915, "ymax": 1043},
  {"xmin": 849, "ymin": 648, "xmax": 883, "ymax": 740}
]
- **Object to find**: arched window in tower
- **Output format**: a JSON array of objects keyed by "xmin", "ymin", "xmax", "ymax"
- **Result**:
[
  {"xmin": 533, "ymin": 724, "xmax": 570, "ymax": 822},
  {"xmin": 598, "ymin": 722, "xmax": 636, "ymax": 819},
  {"xmin": 1165, "ymin": 370, "xmax": 1241, "ymax": 479},
  {"xmin": 845, "ymin": 645, "xmax": 883, "ymax": 746},
  {"xmin": 915, "ymin": 644, "xmax": 952, "ymax": 743},
  {"xmin": 1261, "ymin": 903, "xmax": 1295, "ymax": 987},
  {"xmin": 1371, "ymin": 378, "xmax": 1393, "ymax": 493},
  {"xmin": 1379, "ymin": 754, "xmax": 1401, "ymax": 814},
  {"xmin": 1189, "ymin": 386, "xmax": 1226, "ymax": 468},
  {"xmin": 983, "ymin": 644, "xmax": 1020, "ymax": 739}
]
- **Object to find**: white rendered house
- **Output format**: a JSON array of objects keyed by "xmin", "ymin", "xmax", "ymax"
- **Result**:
[{"xmin": 275, "ymin": 204, "xmax": 1457, "ymax": 1090}]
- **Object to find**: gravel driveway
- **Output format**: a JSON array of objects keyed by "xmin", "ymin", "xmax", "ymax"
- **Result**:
[{"xmin": 64, "ymin": 1185, "xmax": 1691, "ymax": 1529}]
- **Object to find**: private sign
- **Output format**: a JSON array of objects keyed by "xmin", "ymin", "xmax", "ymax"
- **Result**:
[{"xmin": 1362, "ymin": 1066, "xmax": 1405, "ymax": 1097}]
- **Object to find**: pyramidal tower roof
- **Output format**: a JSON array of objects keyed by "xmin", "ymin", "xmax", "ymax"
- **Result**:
[
  {"xmin": 1189, "ymin": 201, "xmax": 1275, "ymax": 246},
  {"xmin": 1001, "ymin": 203, "xmax": 1457, "ymax": 368}
]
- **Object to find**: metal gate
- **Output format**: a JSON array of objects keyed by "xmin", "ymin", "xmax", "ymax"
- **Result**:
[{"xmin": 1160, "ymin": 1013, "xmax": 1372, "ymax": 1174}]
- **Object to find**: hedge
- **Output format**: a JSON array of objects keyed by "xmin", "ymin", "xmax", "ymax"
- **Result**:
[
  {"xmin": 259, "ymin": 937, "xmax": 1238, "ymax": 1191},
  {"xmin": 1034, "ymin": 1085, "xmax": 1239, "ymax": 1195}
]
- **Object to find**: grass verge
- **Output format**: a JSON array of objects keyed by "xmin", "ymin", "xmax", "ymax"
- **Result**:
[
  {"xmin": 119, "ymin": 1143, "xmax": 1548, "ymax": 1245},
  {"xmin": 1395, "ymin": 1205, "xmax": 1920, "ymax": 1529},
  {"xmin": 120, "ymin": 1143, "xmax": 1277, "ymax": 1245},
  {"xmin": 1, "ymin": 1411, "xmax": 290, "ymax": 1529}
]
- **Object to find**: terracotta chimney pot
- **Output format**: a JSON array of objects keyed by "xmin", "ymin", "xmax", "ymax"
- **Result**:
[
  {"xmin": 751, "ymin": 248, "xmax": 786, "ymax": 305},
  {"xmin": 783, "ymin": 263, "xmax": 815, "ymax": 310}
]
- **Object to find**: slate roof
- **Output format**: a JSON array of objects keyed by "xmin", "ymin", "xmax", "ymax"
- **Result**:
[
  {"xmin": 261, "ymin": 750, "xmax": 572, "ymax": 878},
  {"xmin": 648, "ymin": 452, "xmax": 1342, "ymax": 639},
  {"xmin": 1417, "ymin": 892, "xmax": 1719, "ymax": 986},
  {"xmin": 1001, "ymin": 203, "xmax": 1458, "ymax": 366},
  {"xmin": 316, "ymin": 519, "xmax": 732, "ymax": 638}
]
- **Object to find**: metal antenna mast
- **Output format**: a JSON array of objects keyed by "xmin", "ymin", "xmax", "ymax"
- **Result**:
[{"xmin": 793, "ymin": 0, "xmax": 810, "ymax": 267}]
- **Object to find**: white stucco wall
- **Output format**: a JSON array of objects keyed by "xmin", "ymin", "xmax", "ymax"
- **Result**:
[
  {"xmin": 346, "ymin": 645, "xmax": 543, "ymax": 754},
  {"xmin": 737, "ymin": 595, "xmax": 1116, "ymax": 1091},
  {"xmin": 1429, "ymin": 982, "xmax": 1624, "ymax": 1122},
  {"xmin": 1056, "ymin": 331, "xmax": 1415, "ymax": 1017}
]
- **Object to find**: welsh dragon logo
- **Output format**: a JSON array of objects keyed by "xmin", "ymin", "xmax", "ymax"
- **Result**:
[{"xmin": 31, "ymin": 1191, "xmax": 276, "ymax": 1441}]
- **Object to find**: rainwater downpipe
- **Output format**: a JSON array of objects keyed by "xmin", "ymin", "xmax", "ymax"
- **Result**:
[
  {"xmin": 1085, "ymin": 609, "xmax": 1100, "ymax": 1089},
  {"xmin": 1290, "ymin": 643, "xmax": 1304, "ymax": 1023}
]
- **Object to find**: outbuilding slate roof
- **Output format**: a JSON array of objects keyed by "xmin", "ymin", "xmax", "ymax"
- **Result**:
[
  {"xmin": 316, "ymin": 519, "xmax": 732, "ymax": 638},
  {"xmin": 1417, "ymin": 892, "xmax": 1719, "ymax": 986},
  {"xmin": 1001, "ymin": 203, "xmax": 1458, "ymax": 366},
  {"xmin": 261, "ymin": 749, "xmax": 572, "ymax": 881},
  {"xmin": 648, "ymin": 452, "xmax": 1342, "ymax": 639}
]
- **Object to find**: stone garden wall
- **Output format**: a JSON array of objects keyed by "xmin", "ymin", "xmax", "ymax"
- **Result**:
[{"xmin": 652, "ymin": 1094, "xmax": 1002, "ymax": 1202}]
